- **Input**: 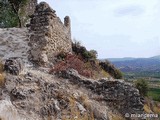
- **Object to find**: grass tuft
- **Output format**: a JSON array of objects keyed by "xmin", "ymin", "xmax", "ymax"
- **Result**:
[{"xmin": 0, "ymin": 60, "xmax": 5, "ymax": 86}]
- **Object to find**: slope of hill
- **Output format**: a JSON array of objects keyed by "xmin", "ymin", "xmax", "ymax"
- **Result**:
[
  {"xmin": 0, "ymin": 1, "xmax": 146, "ymax": 120},
  {"xmin": 107, "ymin": 57, "xmax": 136, "ymax": 62},
  {"xmin": 108, "ymin": 56, "xmax": 160, "ymax": 78},
  {"xmin": 0, "ymin": 28, "xmax": 144, "ymax": 120}
]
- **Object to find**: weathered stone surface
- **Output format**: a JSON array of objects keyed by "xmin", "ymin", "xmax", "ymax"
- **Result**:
[
  {"xmin": 58, "ymin": 69, "xmax": 144, "ymax": 118},
  {"xmin": 11, "ymin": 88, "xmax": 27, "ymax": 100},
  {"xmin": 76, "ymin": 102, "xmax": 86, "ymax": 114},
  {"xmin": 0, "ymin": 28, "xmax": 30, "ymax": 62},
  {"xmin": 29, "ymin": 2, "xmax": 72, "ymax": 65},
  {"xmin": 4, "ymin": 57, "xmax": 24, "ymax": 75},
  {"xmin": 0, "ymin": 64, "xmax": 146, "ymax": 120},
  {"xmin": 26, "ymin": 0, "xmax": 37, "ymax": 16}
]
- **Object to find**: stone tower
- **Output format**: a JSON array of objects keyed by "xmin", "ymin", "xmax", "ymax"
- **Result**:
[
  {"xmin": 64, "ymin": 16, "xmax": 71, "ymax": 39},
  {"xmin": 28, "ymin": 2, "xmax": 72, "ymax": 65}
]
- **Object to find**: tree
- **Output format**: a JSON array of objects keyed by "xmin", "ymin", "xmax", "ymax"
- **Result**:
[
  {"xmin": 72, "ymin": 40, "xmax": 98, "ymax": 61},
  {"xmin": 89, "ymin": 50, "xmax": 98, "ymax": 59},
  {"xmin": 8, "ymin": 0, "xmax": 28, "ymax": 27},
  {"xmin": 0, "ymin": 0, "xmax": 18, "ymax": 27},
  {"xmin": 135, "ymin": 79, "xmax": 149, "ymax": 96}
]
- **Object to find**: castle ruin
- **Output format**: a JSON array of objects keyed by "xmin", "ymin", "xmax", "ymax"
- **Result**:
[{"xmin": 28, "ymin": 2, "xmax": 72, "ymax": 65}]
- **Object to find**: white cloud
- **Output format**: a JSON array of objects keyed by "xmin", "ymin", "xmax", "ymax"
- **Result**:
[{"xmin": 114, "ymin": 5, "xmax": 144, "ymax": 16}]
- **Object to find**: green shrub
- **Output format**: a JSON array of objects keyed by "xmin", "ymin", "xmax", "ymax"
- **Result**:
[
  {"xmin": 72, "ymin": 41, "xmax": 97, "ymax": 61},
  {"xmin": 99, "ymin": 60, "xmax": 123, "ymax": 79},
  {"xmin": 0, "ymin": 1, "xmax": 19, "ymax": 28},
  {"xmin": 56, "ymin": 51, "xmax": 67, "ymax": 60},
  {"xmin": 135, "ymin": 79, "xmax": 149, "ymax": 96},
  {"xmin": 148, "ymin": 88, "xmax": 160, "ymax": 102},
  {"xmin": 0, "ymin": 0, "xmax": 29, "ymax": 28}
]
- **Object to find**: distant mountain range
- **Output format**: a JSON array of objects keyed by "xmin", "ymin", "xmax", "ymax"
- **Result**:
[{"xmin": 105, "ymin": 55, "xmax": 160, "ymax": 78}]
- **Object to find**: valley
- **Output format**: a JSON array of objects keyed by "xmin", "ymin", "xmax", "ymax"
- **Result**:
[
  {"xmin": 107, "ymin": 56, "xmax": 160, "ymax": 102},
  {"xmin": 107, "ymin": 56, "xmax": 160, "ymax": 115}
]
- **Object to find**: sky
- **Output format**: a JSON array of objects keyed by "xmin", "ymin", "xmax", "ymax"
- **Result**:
[{"xmin": 38, "ymin": 0, "xmax": 160, "ymax": 58}]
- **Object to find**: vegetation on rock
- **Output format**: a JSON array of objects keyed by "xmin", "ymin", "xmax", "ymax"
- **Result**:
[
  {"xmin": 135, "ymin": 79, "xmax": 149, "ymax": 97},
  {"xmin": 8, "ymin": 0, "xmax": 28, "ymax": 27},
  {"xmin": 0, "ymin": 61, "xmax": 5, "ymax": 86},
  {"xmin": 0, "ymin": 0, "xmax": 19, "ymax": 27},
  {"xmin": 0, "ymin": 0, "xmax": 29, "ymax": 28},
  {"xmin": 72, "ymin": 41, "xmax": 97, "ymax": 62},
  {"xmin": 50, "ymin": 41, "xmax": 119, "ymax": 79},
  {"xmin": 99, "ymin": 60, "xmax": 123, "ymax": 79},
  {"xmin": 148, "ymin": 88, "xmax": 160, "ymax": 102},
  {"xmin": 144, "ymin": 98, "xmax": 160, "ymax": 115},
  {"xmin": 50, "ymin": 54, "xmax": 93, "ymax": 78}
]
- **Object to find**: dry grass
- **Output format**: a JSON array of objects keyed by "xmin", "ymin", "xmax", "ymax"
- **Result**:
[
  {"xmin": 84, "ymin": 61, "xmax": 110, "ymax": 79},
  {"xmin": 78, "ymin": 94, "xmax": 91, "ymax": 110},
  {"xmin": 144, "ymin": 98, "xmax": 160, "ymax": 114},
  {"xmin": 0, "ymin": 61, "xmax": 5, "ymax": 86},
  {"xmin": 101, "ymin": 69, "xmax": 110, "ymax": 78},
  {"xmin": 153, "ymin": 105, "xmax": 160, "ymax": 114},
  {"xmin": 61, "ymin": 95, "xmax": 94, "ymax": 120},
  {"xmin": 108, "ymin": 112, "xmax": 125, "ymax": 120},
  {"xmin": 144, "ymin": 104, "xmax": 151, "ymax": 113},
  {"xmin": 0, "ymin": 73, "xmax": 5, "ymax": 86},
  {"xmin": 0, "ymin": 61, "xmax": 3, "ymax": 73}
]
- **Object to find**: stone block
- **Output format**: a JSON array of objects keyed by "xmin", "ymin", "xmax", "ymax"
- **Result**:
[{"xmin": 4, "ymin": 57, "xmax": 24, "ymax": 75}]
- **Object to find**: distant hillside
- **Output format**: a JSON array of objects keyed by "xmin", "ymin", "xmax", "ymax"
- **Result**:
[
  {"xmin": 150, "ymin": 55, "xmax": 160, "ymax": 60},
  {"xmin": 107, "ymin": 57, "xmax": 136, "ymax": 62},
  {"xmin": 107, "ymin": 56, "xmax": 160, "ymax": 78}
]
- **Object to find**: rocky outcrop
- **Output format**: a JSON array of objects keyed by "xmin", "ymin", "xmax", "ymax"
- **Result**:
[
  {"xmin": 58, "ymin": 69, "xmax": 144, "ymax": 117},
  {"xmin": 0, "ymin": 28, "xmax": 29, "ymax": 62},
  {"xmin": 4, "ymin": 57, "xmax": 24, "ymax": 75},
  {"xmin": 26, "ymin": 0, "xmax": 37, "ymax": 16},
  {"xmin": 28, "ymin": 2, "xmax": 72, "ymax": 65},
  {"xmin": 0, "ymin": 100, "xmax": 23, "ymax": 120},
  {"xmin": 0, "ymin": 67, "xmax": 145, "ymax": 120},
  {"xmin": 1, "ymin": 68, "xmax": 110, "ymax": 120}
]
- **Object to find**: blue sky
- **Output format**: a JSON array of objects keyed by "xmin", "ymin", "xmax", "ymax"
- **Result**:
[{"xmin": 38, "ymin": 0, "xmax": 160, "ymax": 58}]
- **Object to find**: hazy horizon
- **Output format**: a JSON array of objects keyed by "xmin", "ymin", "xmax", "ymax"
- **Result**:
[
  {"xmin": 102, "ymin": 55, "xmax": 160, "ymax": 59},
  {"xmin": 38, "ymin": 0, "xmax": 160, "ymax": 58}
]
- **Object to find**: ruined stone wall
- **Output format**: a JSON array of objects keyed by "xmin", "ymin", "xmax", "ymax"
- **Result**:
[
  {"xmin": 59, "ymin": 69, "xmax": 144, "ymax": 118},
  {"xmin": 26, "ymin": 0, "xmax": 37, "ymax": 16},
  {"xmin": 29, "ymin": 2, "xmax": 72, "ymax": 65}
]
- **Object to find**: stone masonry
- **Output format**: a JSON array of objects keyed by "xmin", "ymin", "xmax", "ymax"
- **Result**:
[
  {"xmin": 59, "ymin": 69, "xmax": 145, "ymax": 119},
  {"xmin": 26, "ymin": 0, "xmax": 37, "ymax": 16},
  {"xmin": 29, "ymin": 2, "xmax": 72, "ymax": 65}
]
